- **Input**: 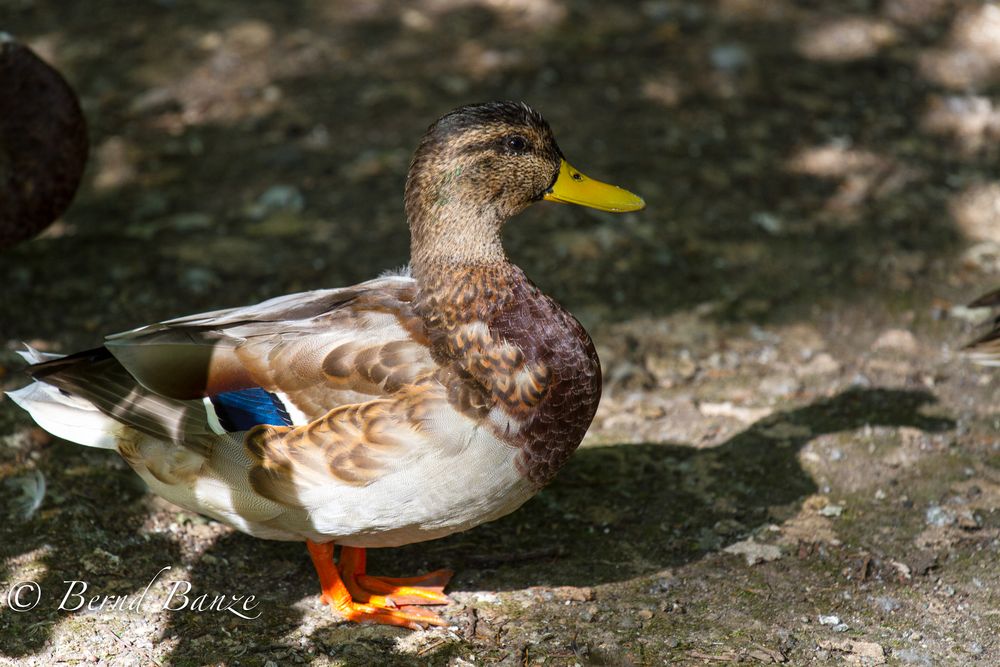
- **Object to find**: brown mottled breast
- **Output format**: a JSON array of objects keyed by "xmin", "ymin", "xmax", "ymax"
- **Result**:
[
  {"xmin": 488, "ymin": 272, "xmax": 602, "ymax": 487},
  {"xmin": 416, "ymin": 264, "xmax": 602, "ymax": 487}
]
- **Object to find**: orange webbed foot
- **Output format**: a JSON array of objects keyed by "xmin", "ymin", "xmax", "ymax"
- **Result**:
[
  {"xmin": 339, "ymin": 546, "xmax": 452, "ymax": 607},
  {"xmin": 306, "ymin": 540, "xmax": 451, "ymax": 630},
  {"xmin": 355, "ymin": 571, "xmax": 452, "ymax": 606}
]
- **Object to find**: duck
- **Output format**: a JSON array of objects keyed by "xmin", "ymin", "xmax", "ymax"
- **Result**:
[{"xmin": 7, "ymin": 101, "xmax": 645, "ymax": 630}]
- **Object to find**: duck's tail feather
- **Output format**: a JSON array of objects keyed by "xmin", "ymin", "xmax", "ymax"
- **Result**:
[
  {"xmin": 8, "ymin": 344, "xmax": 215, "ymax": 455},
  {"xmin": 6, "ymin": 376, "xmax": 121, "ymax": 449},
  {"xmin": 14, "ymin": 343, "xmax": 64, "ymax": 365}
]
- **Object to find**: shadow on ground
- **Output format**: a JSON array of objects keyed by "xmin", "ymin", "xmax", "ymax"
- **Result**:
[
  {"xmin": 389, "ymin": 387, "xmax": 953, "ymax": 589},
  {"xmin": 0, "ymin": 386, "xmax": 950, "ymax": 662}
]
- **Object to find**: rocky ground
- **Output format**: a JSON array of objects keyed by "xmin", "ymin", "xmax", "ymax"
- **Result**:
[{"xmin": 2, "ymin": 0, "xmax": 999, "ymax": 664}]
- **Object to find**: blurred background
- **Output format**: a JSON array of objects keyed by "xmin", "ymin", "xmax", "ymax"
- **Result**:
[{"xmin": 1, "ymin": 1, "xmax": 999, "ymax": 664}]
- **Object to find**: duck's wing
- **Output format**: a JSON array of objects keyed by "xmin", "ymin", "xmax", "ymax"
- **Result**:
[
  {"xmin": 965, "ymin": 288, "xmax": 1000, "ymax": 366},
  {"xmin": 95, "ymin": 274, "xmax": 435, "ymax": 420},
  {"xmin": 23, "ymin": 274, "xmax": 437, "ymax": 447}
]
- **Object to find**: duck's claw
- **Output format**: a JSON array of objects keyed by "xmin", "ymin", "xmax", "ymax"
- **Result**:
[{"xmin": 307, "ymin": 540, "xmax": 451, "ymax": 630}]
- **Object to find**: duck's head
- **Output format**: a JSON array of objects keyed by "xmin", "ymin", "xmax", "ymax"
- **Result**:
[{"xmin": 405, "ymin": 101, "xmax": 644, "ymax": 271}]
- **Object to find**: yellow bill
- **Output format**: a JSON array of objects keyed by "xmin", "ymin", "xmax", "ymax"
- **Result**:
[{"xmin": 543, "ymin": 159, "xmax": 645, "ymax": 212}]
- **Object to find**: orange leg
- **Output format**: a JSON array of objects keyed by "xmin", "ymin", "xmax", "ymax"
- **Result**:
[
  {"xmin": 339, "ymin": 545, "xmax": 452, "ymax": 607},
  {"xmin": 305, "ymin": 540, "xmax": 449, "ymax": 630}
]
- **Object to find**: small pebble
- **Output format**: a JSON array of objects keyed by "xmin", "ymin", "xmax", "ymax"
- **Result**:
[
  {"xmin": 895, "ymin": 648, "xmax": 931, "ymax": 665},
  {"xmin": 710, "ymin": 43, "xmax": 750, "ymax": 71},
  {"xmin": 751, "ymin": 211, "xmax": 783, "ymax": 233},
  {"xmin": 872, "ymin": 328, "xmax": 918, "ymax": 353},
  {"xmin": 875, "ymin": 596, "xmax": 900, "ymax": 612},
  {"xmin": 925, "ymin": 505, "xmax": 955, "ymax": 527},
  {"xmin": 820, "ymin": 504, "xmax": 844, "ymax": 517},
  {"xmin": 247, "ymin": 184, "xmax": 304, "ymax": 218}
]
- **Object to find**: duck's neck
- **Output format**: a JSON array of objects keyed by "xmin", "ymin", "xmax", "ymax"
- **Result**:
[
  {"xmin": 409, "ymin": 214, "xmax": 508, "ymax": 278},
  {"xmin": 405, "ymin": 160, "xmax": 512, "ymax": 280},
  {"xmin": 408, "ymin": 204, "xmax": 524, "ymax": 325}
]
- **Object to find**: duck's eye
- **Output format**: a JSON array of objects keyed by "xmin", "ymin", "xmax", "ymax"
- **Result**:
[{"xmin": 502, "ymin": 135, "xmax": 529, "ymax": 154}]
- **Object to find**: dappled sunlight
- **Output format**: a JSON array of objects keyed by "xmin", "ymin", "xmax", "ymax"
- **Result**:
[
  {"xmin": 948, "ymin": 181, "xmax": 1000, "ymax": 244},
  {"xmin": 785, "ymin": 142, "xmax": 919, "ymax": 216},
  {"xmin": 316, "ymin": 0, "xmax": 567, "ymax": 32},
  {"xmin": 313, "ymin": 0, "xmax": 397, "ymax": 25},
  {"xmin": 92, "ymin": 136, "xmax": 139, "ymax": 192},
  {"xmin": 921, "ymin": 94, "xmax": 1000, "ymax": 155},
  {"xmin": 134, "ymin": 20, "xmax": 331, "ymax": 130},
  {"xmin": 34, "ymin": 219, "xmax": 75, "ymax": 240},
  {"xmin": 786, "ymin": 143, "xmax": 886, "ymax": 179},
  {"xmin": 918, "ymin": 3, "xmax": 1000, "ymax": 89},
  {"xmin": 641, "ymin": 42, "xmax": 754, "ymax": 107},
  {"xmin": 185, "ymin": 1, "xmax": 569, "ymax": 111},
  {"xmin": 23, "ymin": 33, "xmax": 60, "ymax": 68},
  {"xmin": 795, "ymin": 16, "xmax": 898, "ymax": 62},
  {"xmin": 716, "ymin": 0, "xmax": 796, "ymax": 22},
  {"xmin": 454, "ymin": 40, "xmax": 525, "ymax": 80},
  {"xmin": 937, "ymin": 2, "xmax": 1000, "ymax": 61},
  {"xmin": 961, "ymin": 242, "xmax": 1000, "ymax": 274},
  {"xmin": 0, "ymin": 0, "xmax": 977, "ymax": 329},
  {"xmin": 919, "ymin": 49, "xmax": 1000, "ymax": 91},
  {"xmin": 881, "ymin": 0, "xmax": 953, "ymax": 27},
  {"xmin": 641, "ymin": 71, "xmax": 687, "ymax": 108},
  {"xmin": 419, "ymin": 0, "xmax": 567, "ymax": 29},
  {"xmin": 950, "ymin": 181, "xmax": 1000, "ymax": 274}
]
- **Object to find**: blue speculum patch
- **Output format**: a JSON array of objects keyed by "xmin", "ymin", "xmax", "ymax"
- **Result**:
[{"xmin": 210, "ymin": 387, "xmax": 292, "ymax": 431}]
